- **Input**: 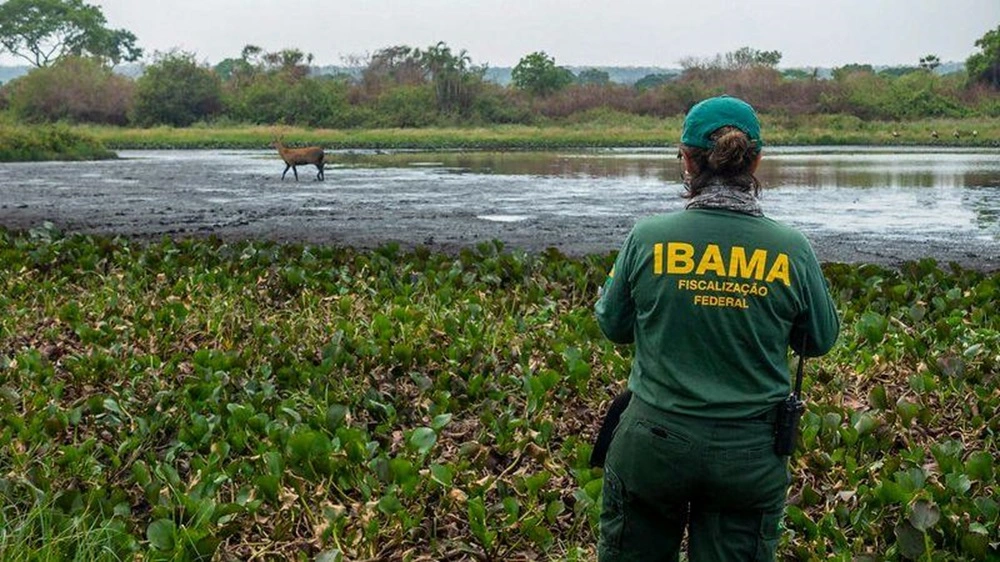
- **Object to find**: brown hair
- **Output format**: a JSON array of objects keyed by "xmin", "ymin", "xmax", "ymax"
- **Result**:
[{"xmin": 680, "ymin": 126, "xmax": 761, "ymax": 197}]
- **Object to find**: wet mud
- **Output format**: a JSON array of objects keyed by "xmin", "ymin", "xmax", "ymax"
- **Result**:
[{"xmin": 0, "ymin": 149, "xmax": 997, "ymax": 271}]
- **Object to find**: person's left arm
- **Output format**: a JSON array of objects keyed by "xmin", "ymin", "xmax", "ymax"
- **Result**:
[
  {"xmin": 595, "ymin": 232, "xmax": 636, "ymax": 344},
  {"xmin": 791, "ymin": 245, "xmax": 840, "ymax": 357}
]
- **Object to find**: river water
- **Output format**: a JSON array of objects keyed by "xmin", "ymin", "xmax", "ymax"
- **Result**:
[{"xmin": 0, "ymin": 147, "xmax": 998, "ymax": 269}]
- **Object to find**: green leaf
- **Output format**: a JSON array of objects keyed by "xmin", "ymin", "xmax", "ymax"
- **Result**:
[
  {"xmin": 429, "ymin": 463, "xmax": 453, "ymax": 488},
  {"xmin": 468, "ymin": 495, "xmax": 494, "ymax": 550},
  {"xmin": 502, "ymin": 495, "xmax": 520, "ymax": 523},
  {"xmin": 857, "ymin": 311, "xmax": 888, "ymax": 344},
  {"xmin": 325, "ymin": 404, "xmax": 349, "ymax": 432},
  {"xmin": 785, "ymin": 505, "xmax": 818, "ymax": 538},
  {"xmin": 524, "ymin": 471, "xmax": 551, "ymax": 496},
  {"xmin": 909, "ymin": 499, "xmax": 940, "ymax": 531},
  {"xmin": 895, "ymin": 400, "xmax": 921, "ymax": 426},
  {"xmin": 945, "ymin": 472, "xmax": 972, "ymax": 494},
  {"xmin": 875, "ymin": 480, "xmax": 912, "ymax": 504},
  {"xmin": 973, "ymin": 497, "xmax": 998, "ymax": 521},
  {"xmin": 409, "ymin": 427, "xmax": 437, "ymax": 455},
  {"xmin": 853, "ymin": 412, "xmax": 879, "ymax": 436},
  {"xmin": 257, "ymin": 474, "xmax": 280, "ymax": 502},
  {"xmin": 377, "ymin": 492, "xmax": 403, "ymax": 515},
  {"xmin": 893, "ymin": 521, "xmax": 926, "ymax": 560},
  {"xmin": 147, "ymin": 519, "xmax": 176, "ymax": 552},
  {"xmin": 583, "ymin": 478, "xmax": 603, "ymax": 501},
  {"xmin": 965, "ymin": 451, "xmax": 994, "ymax": 481},
  {"xmin": 968, "ymin": 522, "xmax": 989, "ymax": 535},
  {"xmin": 545, "ymin": 499, "xmax": 565, "ymax": 523},
  {"xmin": 431, "ymin": 413, "xmax": 453, "ymax": 431},
  {"xmin": 868, "ymin": 385, "xmax": 888, "ymax": 410}
]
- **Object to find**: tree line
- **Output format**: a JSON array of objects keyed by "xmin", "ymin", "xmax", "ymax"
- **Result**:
[{"xmin": 0, "ymin": 0, "xmax": 998, "ymax": 129}]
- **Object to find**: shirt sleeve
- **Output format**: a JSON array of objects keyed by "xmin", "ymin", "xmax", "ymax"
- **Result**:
[
  {"xmin": 595, "ymin": 231, "xmax": 637, "ymax": 344},
  {"xmin": 791, "ymin": 244, "xmax": 840, "ymax": 357}
]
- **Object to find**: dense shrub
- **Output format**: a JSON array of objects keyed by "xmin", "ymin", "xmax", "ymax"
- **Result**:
[
  {"xmin": 3, "ymin": 57, "xmax": 134, "ymax": 124},
  {"xmin": 535, "ymin": 84, "xmax": 639, "ymax": 119},
  {"xmin": 469, "ymin": 83, "xmax": 535, "ymax": 125},
  {"xmin": 0, "ymin": 125, "xmax": 115, "ymax": 161},
  {"xmin": 224, "ymin": 74, "xmax": 351, "ymax": 127},
  {"xmin": 133, "ymin": 52, "xmax": 223, "ymax": 127},
  {"xmin": 1, "ymin": 48, "xmax": 998, "ymax": 128},
  {"xmin": 888, "ymin": 72, "xmax": 968, "ymax": 118},
  {"xmin": 371, "ymin": 84, "xmax": 438, "ymax": 127},
  {"xmin": 816, "ymin": 71, "xmax": 971, "ymax": 120}
]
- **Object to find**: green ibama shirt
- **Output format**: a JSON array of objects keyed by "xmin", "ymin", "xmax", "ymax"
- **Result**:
[{"xmin": 595, "ymin": 208, "xmax": 840, "ymax": 419}]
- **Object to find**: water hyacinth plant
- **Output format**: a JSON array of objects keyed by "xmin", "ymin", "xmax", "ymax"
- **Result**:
[{"xmin": 0, "ymin": 226, "xmax": 996, "ymax": 560}]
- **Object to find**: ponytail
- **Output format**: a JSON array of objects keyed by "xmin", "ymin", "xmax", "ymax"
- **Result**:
[{"xmin": 681, "ymin": 126, "xmax": 761, "ymax": 198}]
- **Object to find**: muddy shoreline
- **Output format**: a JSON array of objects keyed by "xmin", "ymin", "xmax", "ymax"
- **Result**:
[
  {"xmin": 0, "ymin": 149, "xmax": 997, "ymax": 272},
  {"xmin": 2, "ymin": 207, "xmax": 997, "ymax": 273}
]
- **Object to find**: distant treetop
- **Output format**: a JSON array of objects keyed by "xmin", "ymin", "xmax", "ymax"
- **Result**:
[{"xmin": 0, "ymin": 0, "xmax": 141, "ymax": 67}]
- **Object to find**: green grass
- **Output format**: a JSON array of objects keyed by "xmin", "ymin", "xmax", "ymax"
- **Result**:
[
  {"xmin": 1, "ymin": 114, "xmax": 996, "ymax": 159},
  {"xmin": 0, "ymin": 227, "xmax": 997, "ymax": 560},
  {"xmin": 0, "ymin": 125, "xmax": 116, "ymax": 162},
  {"xmin": 0, "ymin": 495, "xmax": 138, "ymax": 562},
  {"xmin": 70, "ymin": 114, "xmax": 1000, "ymax": 151}
]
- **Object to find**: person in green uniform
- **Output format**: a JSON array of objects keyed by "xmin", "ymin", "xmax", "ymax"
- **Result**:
[{"xmin": 594, "ymin": 95, "xmax": 840, "ymax": 561}]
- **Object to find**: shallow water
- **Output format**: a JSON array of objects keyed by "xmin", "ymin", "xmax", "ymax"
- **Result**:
[
  {"xmin": 326, "ymin": 146, "xmax": 1000, "ymax": 241},
  {"xmin": 0, "ymin": 147, "xmax": 998, "ymax": 267}
]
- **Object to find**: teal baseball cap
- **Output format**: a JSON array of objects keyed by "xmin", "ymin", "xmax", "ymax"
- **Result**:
[{"xmin": 681, "ymin": 95, "xmax": 763, "ymax": 151}]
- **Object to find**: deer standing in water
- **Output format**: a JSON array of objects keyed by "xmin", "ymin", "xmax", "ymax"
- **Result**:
[{"xmin": 272, "ymin": 138, "xmax": 325, "ymax": 181}]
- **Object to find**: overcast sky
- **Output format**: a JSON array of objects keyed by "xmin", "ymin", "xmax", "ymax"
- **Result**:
[{"xmin": 7, "ymin": 0, "xmax": 1000, "ymax": 68}]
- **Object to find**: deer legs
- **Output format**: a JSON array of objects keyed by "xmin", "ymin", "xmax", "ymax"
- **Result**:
[
  {"xmin": 281, "ymin": 163, "xmax": 324, "ymax": 181},
  {"xmin": 282, "ymin": 164, "xmax": 299, "ymax": 181}
]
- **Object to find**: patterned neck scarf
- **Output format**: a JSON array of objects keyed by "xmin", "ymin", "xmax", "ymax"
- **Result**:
[{"xmin": 685, "ymin": 182, "xmax": 763, "ymax": 217}]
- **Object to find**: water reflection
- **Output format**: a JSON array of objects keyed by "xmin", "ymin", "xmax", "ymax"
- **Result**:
[
  {"xmin": 757, "ymin": 151, "xmax": 1000, "ymax": 190},
  {"xmin": 331, "ymin": 147, "xmax": 1000, "ymax": 239},
  {"xmin": 3, "ymin": 148, "xmax": 996, "ymax": 247},
  {"xmin": 336, "ymin": 150, "xmax": 679, "ymax": 183}
]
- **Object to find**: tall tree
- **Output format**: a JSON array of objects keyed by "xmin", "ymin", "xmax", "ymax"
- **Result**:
[
  {"xmin": 511, "ymin": 51, "xmax": 574, "ymax": 96},
  {"xmin": 966, "ymin": 25, "xmax": 1000, "ymax": 88},
  {"xmin": 634, "ymin": 73, "xmax": 673, "ymax": 90},
  {"xmin": 133, "ymin": 51, "xmax": 222, "ymax": 127},
  {"xmin": 681, "ymin": 47, "xmax": 783, "ymax": 73},
  {"xmin": 918, "ymin": 54, "xmax": 941, "ymax": 71},
  {"xmin": 0, "ymin": 0, "xmax": 141, "ymax": 67},
  {"xmin": 724, "ymin": 47, "xmax": 782, "ymax": 69},
  {"xmin": 417, "ymin": 41, "xmax": 484, "ymax": 113},
  {"xmin": 577, "ymin": 68, "xmax": 610, "ymax": 86},
  {"xmin": 361, "ymin": 45, "xmax": 425, "ymax": 95}
]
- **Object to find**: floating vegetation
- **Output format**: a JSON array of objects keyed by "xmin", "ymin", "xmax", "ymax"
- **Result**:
[{"xmin": 0, "ymin": 226, "xmax": 996, "ymax": 560}]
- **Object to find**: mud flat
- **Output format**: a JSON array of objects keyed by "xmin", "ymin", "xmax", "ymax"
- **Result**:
[{"xmin": 0, "ymin": 149, "xmax": 997, "ymax": 271}]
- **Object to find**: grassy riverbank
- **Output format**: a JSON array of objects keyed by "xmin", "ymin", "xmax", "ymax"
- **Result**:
[
  {"xmin": 1, "ymin": 228, "xmax": 997, "ymax": 560},
  {"xmin": 0, "ymin": 125, "xmax": 115, "ymax": 162},
  {"xmin": 2, "ymin": 115, "xmax": 996, "ymax": 160},
  {"xmin": 74, "ymin": 114, "xmax": 1000, "ymax": 151}
]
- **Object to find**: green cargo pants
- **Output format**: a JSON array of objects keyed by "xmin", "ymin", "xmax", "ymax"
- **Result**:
[{"xmin": 598, "ymin": 396, "xmax": 790, "ymax": 562}]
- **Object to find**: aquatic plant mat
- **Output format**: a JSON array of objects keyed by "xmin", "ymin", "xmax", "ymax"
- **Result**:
[{"xmin": 0, "ymin": 227, "xmax": 997, "ymax": 560}]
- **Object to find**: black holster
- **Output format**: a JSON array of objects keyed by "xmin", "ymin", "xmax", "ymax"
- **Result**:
[{"xmin": 589, "ymin": 390, "xmax": 633, "ymax": 468}]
